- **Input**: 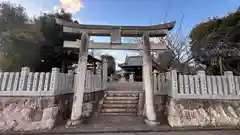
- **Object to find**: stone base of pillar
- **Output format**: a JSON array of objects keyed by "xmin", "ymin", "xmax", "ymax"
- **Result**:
[
  {"xmin": 65, "ymin": 119, "xmax": 83, "ymax": 128},
  {"xmin": 144, "ymin": 118, "xmax": 160, "ymax": 126}
]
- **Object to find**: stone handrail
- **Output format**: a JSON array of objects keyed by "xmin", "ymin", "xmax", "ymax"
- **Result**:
[
  {"xmin": 0, "ymin": 67, "xmax": 104, "ymax": 96},
  {"xmin": 153, "ymin": 71, "xmax": 170, "ymax": 95},
  {"xmin": 169, "ymin": 70, "xmax": 240, "ymax": 99},
  {"xmin": 0, "ymin": 67, "xmax": 74, "ymax": 96},
  {"xmin": 82, "ymin": 70, "xmax": 103, "ymax": 93}
]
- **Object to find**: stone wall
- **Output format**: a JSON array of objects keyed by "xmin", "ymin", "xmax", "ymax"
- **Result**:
[
  {"xmin": 0, "ymin": 94, "xmax": 73, "ymax": 131},
  {"xmin": 0, "ymin": 90, "xmax": 104, "ymax": 131},
  {"xmin": 166, "ymin": 97, "xmax": 240, "ymax": 127},
  {"xmin": 82, "ymin": 90, "xmax": 104, "ymax": 118},
  {"xmin": 154, "ymin": 96, "xmax": 166, "ymax": 121},
  {"xmin": 143, "ymin": 95, "xmax": 167, "ymax": 123}
]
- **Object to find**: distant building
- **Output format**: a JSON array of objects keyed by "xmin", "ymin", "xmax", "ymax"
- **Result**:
[{"xmin": 118, "ymin": 56, "xmax": 159, "ymax": 81}]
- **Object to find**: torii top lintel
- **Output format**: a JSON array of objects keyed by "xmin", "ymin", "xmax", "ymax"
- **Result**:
[{"xmin": 55, "ymin": 18, "xmax": 176, "ymax": 37}]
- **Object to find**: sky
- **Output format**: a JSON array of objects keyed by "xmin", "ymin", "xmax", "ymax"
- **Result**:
[{"xmin": 1, "ymin": 0, "xmax": 239, "ymax": 70}]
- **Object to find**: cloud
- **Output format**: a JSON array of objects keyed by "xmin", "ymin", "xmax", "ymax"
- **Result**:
[
  {"xmin": 60, "ymin": 0, "xmax": 83, "ymax": 14},
  {"xmin": 0, "ymin": 0, "xmax": 84, "ymax": 18}
]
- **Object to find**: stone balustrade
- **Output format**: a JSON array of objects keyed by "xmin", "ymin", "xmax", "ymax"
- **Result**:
[
  {"xmin": 171, "ymin": 70, "xmax": 240, "ymax": 99},
  {"xmin": 153, "ymin": 71, "xmax": 170, "ymax": 95},
  {"xmin": 0, "ymin": 67, "xmax": 104, "ymax": 96},
  {"xmin": 0, "ymin": 67, "xmax": 105, "ymax": 131},
  {"xmin": 153, "ymin": 70, "xmax": 240, "ymax": 128},
  {"xmin": 0, "ymin": 67, "xmax": 74, "ymax": 96},
  {"xmin": 153, "ymin": 70, "xmax": 240, "ymax": 99}
]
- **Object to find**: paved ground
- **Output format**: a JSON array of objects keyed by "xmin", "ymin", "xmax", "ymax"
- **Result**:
[
  {"xmin": 59, "ymin": 131, "xmax": 240, "ymax": 135},
  {"xmin": 10, "ymin": 116, "xmax": 235, "ymax": 135},
  {"xmin": 53, "ymin": 116, "xmax": 156, "ymax": 132},
  {"xmin": 106, "ymin": 82, "xmax": 143, "ymax": 91},
  {"xmin": 5, "ymin": 116, "xmax": 240, "ymax": 135}
]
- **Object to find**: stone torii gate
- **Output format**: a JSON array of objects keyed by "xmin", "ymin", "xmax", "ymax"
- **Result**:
[{"xmin": 55, "ymin": 18, "xmax": 175, "ymax": 127}]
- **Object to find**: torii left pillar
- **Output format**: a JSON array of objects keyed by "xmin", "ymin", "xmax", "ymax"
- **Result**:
[
  {"xmin": 142, "ymin": 33, "xmax": 158, "ymax": 126},
  {"xmin": 66, "ymin": 33, "xmax": 89, "ymax": 127}
]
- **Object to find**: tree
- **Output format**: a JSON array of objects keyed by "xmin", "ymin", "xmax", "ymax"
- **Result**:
[
  {"xmin": 132, "ymin": 15, "xmax": 195, "ymax": 74},
  {"xmin": 190, "ymin": 9, "xmax": 240, "ymax": 75},
  {"xmin": 0, "ymin": 2, "xmax": 44, "ymax": 71},
  {"xmin": 0, "ymin": 1, "xmax": 76, "ymax": 72},
  {"xmin": 155, "ymin": 35, "xmax": 194, "ymax": 73},
  {"xmin": 100, "ymin": 55, "xmax": 116, "ymax": 76},
  {"xmin": 134, "ymin": 33, "xmax": 195, "ymax": 73},
  {"xmin": 37, "ymin": 9, "xmax": 81, "ymax": 72}
]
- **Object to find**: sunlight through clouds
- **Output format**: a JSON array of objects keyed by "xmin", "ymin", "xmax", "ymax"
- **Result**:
[
  {"xmin": 60, "ymin": 0, "xmax": 83, "ymax": 14},
  {"xmin": 0, "ymin": 0, "xmax": 84, "ymax": 17}
]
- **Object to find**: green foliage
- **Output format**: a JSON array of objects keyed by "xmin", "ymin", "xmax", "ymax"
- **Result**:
[
  {"xmin": 190, "ymin": 9, "xmax": 240, "ymax": 74},
  {"xmin": 0, "ymin": 2, "xmax": 28, "ymax": 32},
  {"xmin": 36, "ymin": 10, "xmax": 74, "ymax": 72},
  {"xmin": 0, "ymin": 2, "xmax": 42, "ymax": 71},
  {"xmin": 0, "ymin": 1, "xmax": 73, "ymax": 72}
]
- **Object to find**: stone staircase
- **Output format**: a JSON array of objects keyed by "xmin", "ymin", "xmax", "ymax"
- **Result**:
[{"xmin": 99, "ymin": 90, "xmax": 144, "ymax": 116}]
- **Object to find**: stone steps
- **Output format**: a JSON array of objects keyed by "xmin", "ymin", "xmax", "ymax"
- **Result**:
[
  {"xmin": 103, "ymin": 100, "xmax": 138, "ymax": 104},
  {"xmin": 106, "ymin": 93, "xmax": 139, "ymax": 97},
  {"xmin": 102, "ymin": 103, "xmax": 137, "ymax": 108},
  {"xmin": 105, "ymin": 96, "xmax": 138, "ymax": 100},
  {"xmin": 99, "ymin": 91, "xmax": 142, "ymax": 116},
  {"xmin": 101, "ymin": 108, "xmax": 137, "ymax": 113},
  {"xmin": 99, "ymin": 112, "xmax": 137, "ymax": 116}
]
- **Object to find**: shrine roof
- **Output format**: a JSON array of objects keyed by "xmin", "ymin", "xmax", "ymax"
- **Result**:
[
  {"xmin": 118, "ymin": 56, "xmax": 143, "ymax": 67},
  {"xmin": 55, "ymin": 18, "xmax": 176, "ymax": 37},
  {"xmin": 118, "ymin": 56, "xmax": 157, "ymax": 68}
]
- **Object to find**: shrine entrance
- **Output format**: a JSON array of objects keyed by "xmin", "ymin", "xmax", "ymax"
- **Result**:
[{"xmin": 55, "ymin": 18, "xmax": 175, "ymax": 127}]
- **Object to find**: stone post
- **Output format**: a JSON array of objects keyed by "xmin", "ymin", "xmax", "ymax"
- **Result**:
[
  {"xmin": 66, "ymin": 33, "xmax": 89, "ymax": 127},
  {"xmin": 102, "ymin": 58, "xmax": 108, "ymax": 89},
  {"xmin": 0, "ymin": 70, "xmax": 3, "ymax": 89},
  {"xmin": 1, "ymin": 72, "xmax": 9, "ymax": 91},
  {"xmin": 129, "ymin": 72, "xmax": 134, "ymax": 82},
  {"xmin": 50, "ymin": 68, "xmax": 60, "ymax": 94},
  {"xmin": 170, "ymin": 70, "xmax": 178, "ymax": 98},
  {"xmin": 109, "ymin": 74, "xmax": 113, "ymax": 82},
  {"xmin": 153, "ymin": 70, "xmax": 158, "ymax": 94},
  {"xmin": 197, "ymin": 70, "xmax": 207, "ymax": 95},
  {"xmin": 224, "ymin": 71, "xmax": 236, "ymax": 95},
  {"xmin": 18, "ymin": 67, "xmax": 30, "ymax": 91},
  {"xmin": 119, "ymin": 71, "xmax": 126, "ymax": 82},
  {"xmin": 67, "ymin": 70, "xmax": 74, "ymax": 92},
  {"xmin": 141, "ymin": 33, "xmax": 158, "ymax": 126}
]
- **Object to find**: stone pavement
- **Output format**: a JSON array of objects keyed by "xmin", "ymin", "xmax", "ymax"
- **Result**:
[
  {"xmin": 52, "ymin": 116, "xmax": 239, "ymax": 133},
  {"xmin": 59, "ymin": 131, "xmax": 240, "ymax": 135},
  {"xmin": 4, "ymin": 116, "xmax": 239, "ymax": 135},
  {"xmin": 106, "ymin": 82, "xmax": 143, "ymax": 91}
]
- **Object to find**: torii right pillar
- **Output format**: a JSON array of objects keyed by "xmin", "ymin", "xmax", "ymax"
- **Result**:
[{"xmin": 142, "ymin": 33, "xmax": 158, "ymax": 126}]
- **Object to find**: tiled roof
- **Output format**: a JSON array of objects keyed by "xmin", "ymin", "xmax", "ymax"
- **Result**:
[{"xmin": 118, "ymin": 56, "xmax": 157, "ymax": 67}]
